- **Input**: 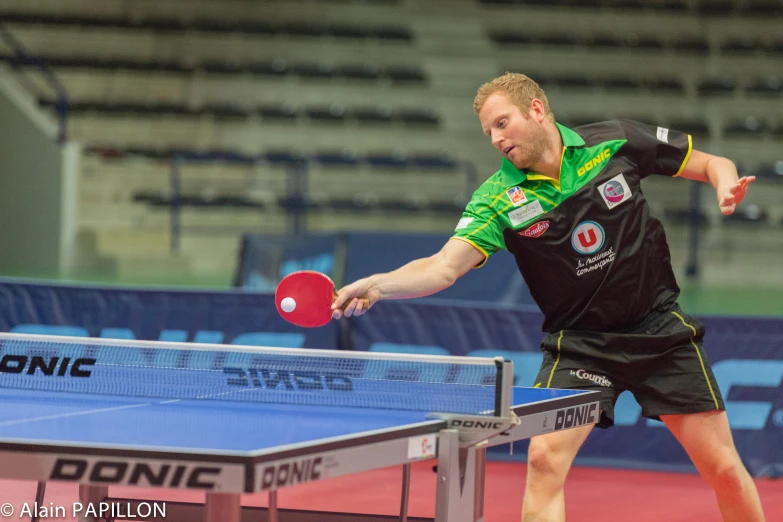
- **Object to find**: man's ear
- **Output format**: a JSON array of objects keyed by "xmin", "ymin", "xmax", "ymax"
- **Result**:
[{"xmin": 529, "ymin": 99, "xmax": 547, "ymax": 123}]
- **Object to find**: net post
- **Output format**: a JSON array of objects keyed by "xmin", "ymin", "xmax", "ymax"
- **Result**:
[{"xmin": 493, "ymin": 358, "xmax": 513, "ymax": 417}]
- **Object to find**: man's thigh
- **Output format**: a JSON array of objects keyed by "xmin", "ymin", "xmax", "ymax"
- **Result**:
[{"xmin": 660, "ymin": 410, "xmax": 740, "ymax": 474}]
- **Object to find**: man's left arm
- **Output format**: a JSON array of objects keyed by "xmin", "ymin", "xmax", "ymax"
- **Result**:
[{"xmin": 677, "ymin": 150, "xmax": 756, "ymax": 216}]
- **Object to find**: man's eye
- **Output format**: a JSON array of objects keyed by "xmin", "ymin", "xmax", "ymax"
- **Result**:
[{"xmin": 497, "ymin": 120, "xmax": 506, "ymax": 128}]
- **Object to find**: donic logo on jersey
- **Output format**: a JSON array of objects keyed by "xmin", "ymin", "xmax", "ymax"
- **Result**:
[
  {"xmin": 571, "ymin": 222, "xmax": 604, "ymax": 255},
  {"xmin": 577, "ymin": 148, "xmax": 611, "ymax": 177}
]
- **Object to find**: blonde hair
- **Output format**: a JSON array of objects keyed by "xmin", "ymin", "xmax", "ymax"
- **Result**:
[{"xmin": 473, "ymin": 72, "xmax": 553, "ymax": 120}]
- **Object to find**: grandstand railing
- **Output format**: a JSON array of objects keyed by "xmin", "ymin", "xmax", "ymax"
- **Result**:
[
  {"xmin": 119, "ymin": 150, "xmax": 480, "ymax": 251},
  {"xmin": 0, "ymin": 24, "xmax": 68, "ymax": 143}
]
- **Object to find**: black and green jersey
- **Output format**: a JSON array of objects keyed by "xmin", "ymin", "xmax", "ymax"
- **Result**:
[{"xmin": 452, "ymin": 120, "xmax": 692, "ymax": 333}]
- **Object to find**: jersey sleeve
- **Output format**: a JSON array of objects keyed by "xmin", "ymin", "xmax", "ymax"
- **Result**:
[
  {"xmin": 451, "ymin": 197, "xmax": 506, "ymax": 268},
  {"xmin": 619, "ymin": 120, "xmax": 692, "ymax": 178}
]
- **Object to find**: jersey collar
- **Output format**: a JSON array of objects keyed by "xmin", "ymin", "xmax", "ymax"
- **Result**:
[
  {"xmin": 556, "ymin": 122, "xmax": 585, "ymax": 148},
  {"xmin": 498, "ymin": 122, "xmax": 585, "ymax": 188}
]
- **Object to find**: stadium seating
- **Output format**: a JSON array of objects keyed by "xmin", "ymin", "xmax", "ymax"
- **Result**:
[{"xmin": 1, "ymin": 0, "xmax": 781, "ymax": 284}]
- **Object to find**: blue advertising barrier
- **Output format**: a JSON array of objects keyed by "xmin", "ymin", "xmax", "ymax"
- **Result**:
[
  {"xmin": 234, "ymin": 234, "xmax": 339, "ymax": 291},
  {"xmin": 343, "ymin": 233, "xmax": 533, "ymax": 305},
  {"xmin": 0, "ymin": 279, "xmax": 337, "ymax": 349},
  {"xmin": 0, "ymin": 279, "xmax": 780, "ymax": 477},
  {"xmin": 236, "ymin": 233, "xmax": 534, "ymax": 305}
]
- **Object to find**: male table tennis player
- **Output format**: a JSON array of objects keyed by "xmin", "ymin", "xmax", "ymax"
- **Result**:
[{"xmin": 331, "ymin": 73, "xmax": 764, "ymax": 521}]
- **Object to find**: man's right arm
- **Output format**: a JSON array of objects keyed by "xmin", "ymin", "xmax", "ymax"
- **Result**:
[{"xmin": 331, "ymin": 239, "xmax": 486, "ymax": 318}]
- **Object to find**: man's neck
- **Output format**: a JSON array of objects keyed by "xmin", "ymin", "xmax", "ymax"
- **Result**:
[{"xmin": 528, "ymin": 126, "xmax": 564, "ymax": 181}]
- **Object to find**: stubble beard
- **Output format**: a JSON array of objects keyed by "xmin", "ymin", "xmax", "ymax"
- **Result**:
[{"xmin": 512, "ymin": 124, "xmax": 550, "ymax": 171}]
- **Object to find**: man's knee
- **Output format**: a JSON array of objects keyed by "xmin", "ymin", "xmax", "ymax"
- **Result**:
[
  {"xmin": 701, "ymin": 456, "xmax": 748, "ymax": 493},
  {"xmin": 527, "ymin": 438, "xmax": 574, "ymax": 481}
]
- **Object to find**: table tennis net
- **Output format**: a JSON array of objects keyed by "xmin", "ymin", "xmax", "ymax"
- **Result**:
[{"xmin": 0, "ymin": 335, "xmax": 502, "ymax": 415}]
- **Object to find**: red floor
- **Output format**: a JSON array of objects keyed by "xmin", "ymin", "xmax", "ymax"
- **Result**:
[{"xmin": 2, "ymin": 461, "xmax": 781, "ymax": 521}]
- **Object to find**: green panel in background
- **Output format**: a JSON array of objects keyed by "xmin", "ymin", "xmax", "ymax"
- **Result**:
[
  {"xmin": 678, "ymin": 284, "xmax": 783, "ymax": 317},
  {"xmin": 0, "ymin": 268, "xmax": 233, "ymax": 290}
]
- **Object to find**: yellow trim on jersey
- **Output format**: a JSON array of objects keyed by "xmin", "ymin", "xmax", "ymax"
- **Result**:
[
  {"xmin": 520, "ymin": 188, "xmax": 557, "ymax": 208},
  {"xmin": 673, "ymin": 134, "xmax": 693, "ymax": 177},
  {"xmin": 558, "ymin": 145, "xmax": 566, "ymax": 187},
  {"xmin": 671, "ymin": 311, "xmax": 720, "ymax": 410},
  {"xmin": 448, "ymin": 236, "xmax": 489, "ymax": 268},
  {"xmin": 526, "ymin": 173, "xmax": 561, "ymax": 192},
  {"xmin": 525, "ymin": 147, "xmax": 565, "ymax": 191},
  {"xmin": 465, "ymin": 201, "xmax": 514, "ymax": 239},
  {"xmin": 488, "ymin": 191, "xmax": 509, "ymax": 209},
  {"xmin": 546, "ymin": 330, "xmax": 564, "ymax": 388}
]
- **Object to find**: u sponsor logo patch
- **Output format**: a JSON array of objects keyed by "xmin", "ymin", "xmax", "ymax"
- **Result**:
[{"xmin": 571, "ymin": 221, "xmax": 605, "ymax": 255}]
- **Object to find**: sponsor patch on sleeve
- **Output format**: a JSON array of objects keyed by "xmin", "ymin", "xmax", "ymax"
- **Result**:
[
  {"xmin": 455, "ymin": 217, "xmax": 474, "ymax": 230},
  {"xmin": 656, "ymin": 127, "xmax": 669, "ymax": 143}
]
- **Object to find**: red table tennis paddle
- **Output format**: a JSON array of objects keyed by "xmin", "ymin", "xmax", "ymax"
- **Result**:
[{"xmin": 275, "ymin": 271, "xmax": 338, "ymax": 328}]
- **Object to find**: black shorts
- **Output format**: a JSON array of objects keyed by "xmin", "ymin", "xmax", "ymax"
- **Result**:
[{"xmin": 533, "ymin": 303, "xmax": 725, "ymax": 429}]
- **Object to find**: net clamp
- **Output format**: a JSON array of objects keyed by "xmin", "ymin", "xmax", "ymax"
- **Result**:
[{"xmin": 427, "ymin": 411, "xmax": 521, "ymax": 448}]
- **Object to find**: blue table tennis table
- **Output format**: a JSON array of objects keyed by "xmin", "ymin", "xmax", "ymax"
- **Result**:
[{"xmin": 0, "ymin": 333, "xmax": 600, "ymax": 522}]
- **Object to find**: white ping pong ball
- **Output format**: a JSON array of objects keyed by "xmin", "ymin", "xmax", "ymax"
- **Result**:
[{"xmin": 280, "ymin": 297, "xmax": 296, "ymax": 313}]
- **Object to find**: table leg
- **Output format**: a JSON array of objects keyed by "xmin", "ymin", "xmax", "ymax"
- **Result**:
[
  {"xmin": 473, "ymin": 448, "xmax": 486, "ymax": 522},
  {"xmin": 434, "ymin": 430, "xmax": 476, "ymax": 522},
  {"xmin": 78, "ymin": 485, "xmax": 109, "ymax": 522},
  {"xmin": 31, "ymin": 482, "xmax": 46, "ymax": 522},
  {"xmin": 269, "ymin": 490, "xmax": 278, "ymax": 522},
  {"xmin": 204, "ymin": 493, "xmax": 240, "ymax": 522},
  {"xmin": 399, "ymin": 463, "xmax": 411, "ymax": 522}
]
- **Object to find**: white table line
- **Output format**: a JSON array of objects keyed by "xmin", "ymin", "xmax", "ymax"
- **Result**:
[{"xmin": 0, "ymin": 402, "xmax": 153, "ymax": 427}]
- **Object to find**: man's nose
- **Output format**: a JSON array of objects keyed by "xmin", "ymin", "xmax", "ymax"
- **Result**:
[{"xmin": 491, "ymin": 133, "xmax": 505, "ymax": 148}]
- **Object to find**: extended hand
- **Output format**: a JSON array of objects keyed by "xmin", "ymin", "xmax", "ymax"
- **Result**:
[
  {"xmin": 718, "ymin": 176, "xmax": 755, "ymax": 215},
  {"xmin": 331, "ymin": 277, "xmax": 380, "ymax": 319}
]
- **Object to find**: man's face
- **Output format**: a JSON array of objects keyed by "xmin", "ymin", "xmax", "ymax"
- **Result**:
[{"xmin": 478, "ymin": 92, "xmax": 549, "ymax": 170}]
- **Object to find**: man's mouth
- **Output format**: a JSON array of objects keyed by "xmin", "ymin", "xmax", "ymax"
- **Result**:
[{"xmin": 503, "ymin": 146, "xmax": 515, "ymax": 155}]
